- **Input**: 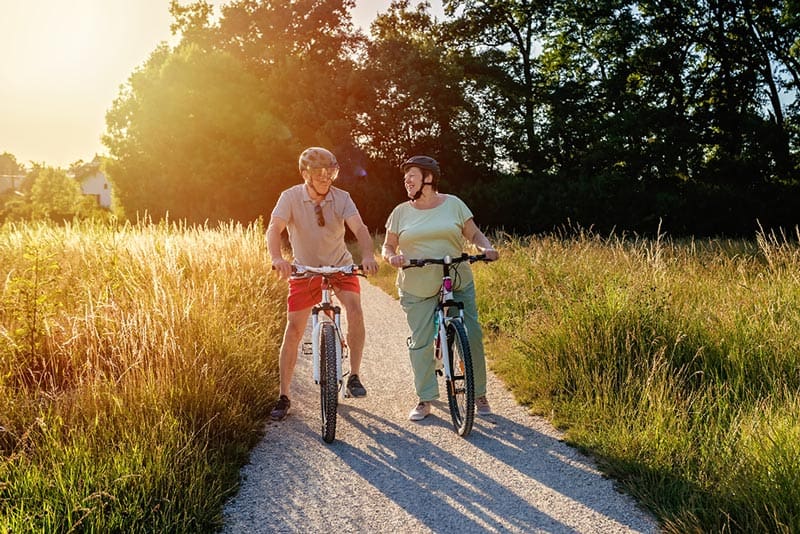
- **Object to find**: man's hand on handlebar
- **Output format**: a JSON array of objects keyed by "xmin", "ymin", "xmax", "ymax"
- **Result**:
[
  {"xmin": 361, "ymin": 256, "xmax": 379, "ymax": 276},
  {"xmin": 271, "ymin": 257, "xmax": 293, "ymax": 279}
]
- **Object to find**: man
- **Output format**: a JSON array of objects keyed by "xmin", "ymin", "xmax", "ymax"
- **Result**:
[{"xmin": 267, "ymin": 146, "xmax": 379, "ymax": 421}]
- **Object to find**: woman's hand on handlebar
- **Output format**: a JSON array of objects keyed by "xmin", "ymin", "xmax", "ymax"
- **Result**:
[
  {"xmin": 482, "ymin": 248, "xmax": 499, "ymax": 261},
  {"xmin": 387, "ymin": 254, "xmax": 405, "ymax": 269}
]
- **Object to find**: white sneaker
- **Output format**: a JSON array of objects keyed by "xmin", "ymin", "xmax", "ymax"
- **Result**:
[
  {"xmin": 476, "ymin": 396, "xmax": 492, "ymax": 416},
  {"xmin": 409, "ymin": 401, "xmax": 431, "ymax": 421}
]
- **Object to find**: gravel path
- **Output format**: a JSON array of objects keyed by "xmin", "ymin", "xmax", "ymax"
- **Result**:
[{"xmin": 221, "ymin": 280, "xmax": 660, "ymax": 533}]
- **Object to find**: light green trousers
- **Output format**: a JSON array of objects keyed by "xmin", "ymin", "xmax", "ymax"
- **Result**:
[{"xmin": 400, "ymin": 282, "xmax": 487, "ymax": 402}]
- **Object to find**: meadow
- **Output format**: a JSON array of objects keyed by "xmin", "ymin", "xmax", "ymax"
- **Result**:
[
  {"xmin": 1, "ymin": 221, "xmax": 799, "ymax": 532},
  {"xmin": 0, "ymin": 220, "xmax": 284, "ymax": 532},
  {"xmin": 470, "ymin": 227, "xmax": 800, "ymax": 533}
]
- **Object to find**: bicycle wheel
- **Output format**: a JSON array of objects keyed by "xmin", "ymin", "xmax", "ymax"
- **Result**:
[
  {"xmin": 319, "ymin": 323, "xmax": 339, "ymax": 443},
  {"xmin": 445, "ymin": 319, "xmax": 475, "ymax": 437}
]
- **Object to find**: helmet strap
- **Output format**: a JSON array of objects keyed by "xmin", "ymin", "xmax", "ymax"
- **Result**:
[
  {"xmin": 411, "ymin": 180, "xmax": 434, "ymax": 200},
  {"xmin": 306, "ymin": 180, "xmax": 329, "ymax": 200}
]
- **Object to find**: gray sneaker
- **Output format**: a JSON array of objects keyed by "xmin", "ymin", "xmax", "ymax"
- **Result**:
[
  {"xmin": 270, "ymin": 395, "xmax": 291, "ymax": 421},
  {"xmin": 476, "ymin": 395, "xmax": 492, "ymax": 416},
  {"xmin": 346, "ymin": 374, "xmax": 367, "ymax": 397}
]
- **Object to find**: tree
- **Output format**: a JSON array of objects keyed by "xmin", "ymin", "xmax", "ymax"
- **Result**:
[
  {"xmin": 351, "ymin": 1, "xmax": 504, "ymax": 228},
  {"xmin": 0, "ymin": 152, "xmax": 23, "ymax": 178},
  {"xmin": 17, "ymin": 166, "xmax": 83, "ymax": 221},
  {"xmin": 442, "ymin": 0, "xmax": 553, "ymax": 173},
  {"xmin": 104, "ymin": 0, "xmax": 369, "ymax": 224},
  {"xmin": 104, "ymin": 43, "xmax": 292, "ymax": 222}
]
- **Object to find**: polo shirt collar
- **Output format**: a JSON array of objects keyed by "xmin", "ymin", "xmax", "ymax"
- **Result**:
[{"xmin": 303, "ymin": 183, "xmax": 331, "ymax": 204}]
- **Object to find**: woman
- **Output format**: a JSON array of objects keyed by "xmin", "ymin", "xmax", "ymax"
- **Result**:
[{"xmin": 382, "ymin": 155, "xmax": 499, "ymax": 421}]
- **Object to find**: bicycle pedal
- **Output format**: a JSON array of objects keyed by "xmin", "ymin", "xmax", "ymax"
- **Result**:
[{"xmin": 436, "ymin": 369, "xmax": 443, "ymax": 377}]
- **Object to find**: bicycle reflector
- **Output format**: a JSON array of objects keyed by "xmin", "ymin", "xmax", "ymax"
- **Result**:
[{"xmin": 443, "ymin": 278, "xmax": 453, "ymax": 292}]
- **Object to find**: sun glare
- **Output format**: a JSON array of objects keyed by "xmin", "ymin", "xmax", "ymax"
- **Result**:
[
  {"xmin": 0, "ymin": 0, "xmax": 174, "ymax": 166},
  {"xmin": 4, "ymin": 3, "xmax": 106, "ymax": 88},
  {"xmin": 0, "ymin": 0, "xmax": 439, "ymax": 167}
]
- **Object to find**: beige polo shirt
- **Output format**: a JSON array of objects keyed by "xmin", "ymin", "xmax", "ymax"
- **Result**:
[{"xmin": 271, "ymin": 184, "xmax": 357, "ymax": 267}]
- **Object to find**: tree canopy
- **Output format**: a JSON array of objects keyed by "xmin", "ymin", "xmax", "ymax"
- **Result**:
[{"xmin": 96, "ymin": 0, "xmax": 800, "ymax": 235}]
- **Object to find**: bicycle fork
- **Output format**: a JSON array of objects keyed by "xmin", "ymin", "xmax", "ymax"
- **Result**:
[
  {"xmin": 435, "ymin": 308, "xmax": 467, "ymax": 381},
  {"xmin": 310, "ymin": 305, "xmax": 351, "ymax": 398},
  {"xmin": 435, "ymin": 271, "xmax": 466, "ymax": 380}
]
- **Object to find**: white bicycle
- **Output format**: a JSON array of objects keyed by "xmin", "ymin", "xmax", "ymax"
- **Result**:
[{"xmin": 290, "ymin": 264, "xmax": 364, "ymax": 443}]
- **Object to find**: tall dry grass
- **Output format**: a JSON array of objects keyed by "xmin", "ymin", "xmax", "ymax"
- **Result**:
[
  {"xmin": 0, "ymin": 219, "xmax": 284, "ymax": 532},
  {"xmin": 472, "ymin": 227, "xmax": 800, "ymax": 532}
]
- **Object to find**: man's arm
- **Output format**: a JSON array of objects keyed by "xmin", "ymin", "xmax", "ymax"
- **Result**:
[
  {"xmin": 345, "ymin": 213, "xmax": 379, "ymax": 275},
  {"xmin": 266, "ymin": 215, "xmax": 292, "ymax": 278}
]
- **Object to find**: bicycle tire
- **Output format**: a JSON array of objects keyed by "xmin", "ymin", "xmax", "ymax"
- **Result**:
[
  {"xmin": 319, "ymin": 323, "xmax": 339, "ymax": 443},
  {"xmin": 445, "ymin": 319, "xmax": 475, "ymax": 437}
]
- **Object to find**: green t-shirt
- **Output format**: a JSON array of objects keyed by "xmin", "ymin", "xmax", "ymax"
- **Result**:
[{"xmin": 385, "ymin": 194, "xmax": 475, "ymax": 298}]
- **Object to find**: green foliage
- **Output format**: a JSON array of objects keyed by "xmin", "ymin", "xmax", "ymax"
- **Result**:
[
  {"xmin": 476, "ymin": 230, "xmax": 800, "ymax": 532},
  {"xmin": 104, "ymin": 43, "xmax": 292, "ymax": 223},
  {"xmin": 1, "ymin": 166, "xmax": 85, "ymax": 222},
  {"xmin": 99, "ymin": 1, "xmax": 800, "ymax": 232},
  {"xmin": 104, "ymin": 0, "xmax": 365, "ymax": 225},
  {"xmin": 0, "ymin": 153, "xmax": 22, "ymax": 177}
]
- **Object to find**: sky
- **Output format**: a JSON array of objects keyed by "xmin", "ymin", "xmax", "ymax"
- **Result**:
[{"xmin": 0, "ymin": 0, "xmax": 443, "ymax": 169}]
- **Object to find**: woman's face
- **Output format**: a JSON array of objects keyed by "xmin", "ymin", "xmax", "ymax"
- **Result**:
[{"xmin": 403, "ymin": 166, "xmax": 424, "ymax": 198}]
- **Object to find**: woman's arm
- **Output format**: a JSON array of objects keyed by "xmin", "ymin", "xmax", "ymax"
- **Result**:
[
  {"xmin": 462, "ymin": 218, "xmax": 499, "ymax": 260},
  {"xmin": 381, "ymin": 232, "xmax": 405, "ymax": 268}
]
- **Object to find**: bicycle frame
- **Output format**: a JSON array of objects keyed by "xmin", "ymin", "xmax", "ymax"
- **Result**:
[
  {"xmin": 310, "ymin": 274, "xmax": 345, "ymax": 393},
  {"xmin": 433, "ymin": 260, "xmax": 466, "ymax": 383},
  {"xmin": 292, "ymin": 264, "xmax": 357, "ymax": 397},
  {"xmin": 291, "ymin": 263, "xmax": 363, "ymax": 443}
]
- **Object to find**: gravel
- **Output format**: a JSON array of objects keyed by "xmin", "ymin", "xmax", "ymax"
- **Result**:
[{"xmin": 221, "ymin": 280, "xmax": 660, "ymax": 533}]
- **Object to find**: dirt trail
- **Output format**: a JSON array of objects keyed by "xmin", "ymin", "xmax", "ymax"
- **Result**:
[{"xmin": 221, "ymin": 279, "xmax": 660, "ymax": 533}]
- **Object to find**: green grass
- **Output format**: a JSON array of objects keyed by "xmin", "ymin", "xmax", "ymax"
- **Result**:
[
  {"xmin": 0, "ymin": 219, "xmax": 284, "ymax": 532},
  {"xmin": 468, "ymin": 228, "xmax": 800, "ymax": 533},
  {"xmin": 4, "ymin": 221, "xmax": 800, "ymax": 532}
]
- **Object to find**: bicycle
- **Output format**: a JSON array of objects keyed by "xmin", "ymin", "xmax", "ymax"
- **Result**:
[
  {"xmin": 289, "ymin": 263, "xmax": 365, "ymax": 443},
  {"xmin": 404, "ymin": 253, "xmax": 491, "ymax": 437}
]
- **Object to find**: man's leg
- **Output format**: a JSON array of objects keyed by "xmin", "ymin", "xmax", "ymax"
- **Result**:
[
  {"xmin": 278, "ymin": 307, "xmax": 313, "ymax": 398},
  {"xmin": 336, "ymin": 290, "xmax": 365, "ymax": 375}
]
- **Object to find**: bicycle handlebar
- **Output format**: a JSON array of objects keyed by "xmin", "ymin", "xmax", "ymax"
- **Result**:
[
  {"xmin": 403, "ymin": 253, "xmax": 492, "ymax": 269},
  {"xmin": 270, "ymin": 264, "xmax": 366, "ymax": 277}
]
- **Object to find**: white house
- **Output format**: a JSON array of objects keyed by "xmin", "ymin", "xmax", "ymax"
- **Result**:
[
  {"xmin": 79, "ymin": 168, "xmax": 112, "ymax": 208},
  {"xmin": 0, "ymin": 174, "xmax": 26, "ymax": 194}
]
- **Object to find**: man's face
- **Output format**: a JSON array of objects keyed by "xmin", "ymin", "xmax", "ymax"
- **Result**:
[{"xmin": 303, "ymin": 166, "xmax": 338, "ymax": 191}]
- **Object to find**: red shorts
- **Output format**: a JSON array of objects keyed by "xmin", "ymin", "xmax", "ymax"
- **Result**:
[{"xmin": 287, "ymin": 274, "xmax": 361, "ymax": 312}]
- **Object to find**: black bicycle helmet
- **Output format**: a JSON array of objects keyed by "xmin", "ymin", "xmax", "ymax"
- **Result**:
[
  {"xmin": 401, "ymin": 155, "xmax": 440, "ymax": 200},
  {"xmin": 299, "ymin": 147, "xmax": 338, "ymax": 171},
  {"xmin": 401, "ymin": 155, "xmax": 440, "ymax": 178}
]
